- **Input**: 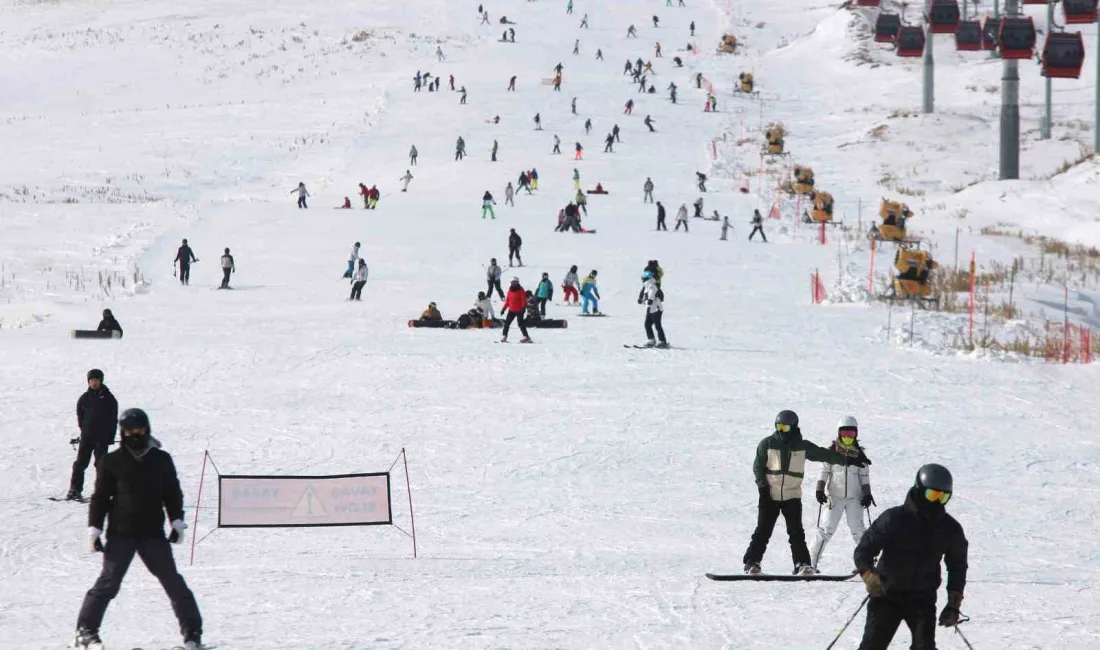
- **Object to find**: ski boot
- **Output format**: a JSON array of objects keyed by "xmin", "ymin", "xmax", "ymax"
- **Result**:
[
  {"xmin": 643, "ymin": 339, "xmax": 657, "ymax": 348},
  {"xmin": 520, "ymin": 337, "xmax": 532, "ymax": 343},
  {"xmin": 500, "ymin": 336, "xmax": 508, "ymax": 343},
  {"xmin": 794, "ymin": 563, "xmax": 818, "ymax": 576},
  {"xmin": 74, "ymin": 628, "xmax": 103, "ymax": 649},
  {"xmin": 183, "ymin": 630, "xmax": 203, "ymax": 650},
  {"xmin": 66, "ymin": 489, "xmax": 82, "ymax": 501},
  {"xmin": 655, "ymin": 341, "xmax": 670, "ymax": 349},
  {"xmin": 743, "ymin": 561, "xmax": 761, "ymax": 575}
]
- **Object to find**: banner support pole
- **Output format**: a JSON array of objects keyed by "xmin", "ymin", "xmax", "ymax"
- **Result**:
[{"xmin": 402, "ymin": 448, "xmax": 417, "ymax": 558}]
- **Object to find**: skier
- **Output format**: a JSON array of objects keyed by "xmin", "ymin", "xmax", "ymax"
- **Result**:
[
  {"xmin": 696, "ymin": 171, "xmax": 707, "ymax": 191},
  {"xmin": 508, "ymin": 75, "xmax": 516, "ymax": 91},
  {"xmin": 455, "ymin": 136, "xmax": 466, "ymax": 161},
  {"xmin": 627, "ymin": 24, "xmax": 637, "ymax": 38},
  {"xmin": 808, "ymin": 416, "xmax": 874, "ymax": 569},
  {"xmin": 644, "ymin": 115, "xmax": 655, "ymax": 132},
  {"xmin": 693, "ymin": 197, "xmax": 704, "ymax": 219},
  {"xmin": 749, "ymin": 209, "xmax": 768, "ymax": 242},
  {"xmin": 571, "ymin": 97, "xmax": 577, "ymax": 115},
  {"xmin": 291, "ymin": 182, "xmax": 310, "ymax": 208},
  {"xmin": 720, "ymin": 215, "xmax": 732, "ymax": 241},
  {"xmin": 367, "ymin": 185, "xmax": 380, "ymax": 209},
  {"xmin": 505, "ymin": 182, "xmax": 515, "ymax": 206},
  {"xmin": 652, "ymin": 15, "xmax": 659, "ymax": 27},
  {"xmin": 344, "ymin": 242, "xmax": 361, "ymax": 279},
  {"xmin": 74, "ymin": 408, "xmax": 203, "ymax": 650},
  {"xmin": 566, "ymin": 0, "xmax": 573, "ymax": 14},
  {"xmin": 603, "ymin": 133, "xmax": 614, "ymax": 153},
  {"xmin": 436, "ymin": 45, "xmax": 445, "ymax": 61},
  {"xmin": 580, "ymin": 13, "xmax": 588, "ymax": 28},
  {"xmin": 562, "ymin": 265, "xmax": 580, "ymax": 304},
  {"xmin": 534, "ymin": 113, "xmax": 542, "ymax": 130},
  {"xmin": 580, "ymin": 270, "xmax": 600, "ymax": 314},
  {"xmin": 574, "ymin": 190, "xmax": 588, "ymax": 216},
  {"xmin": 508, "ymin": 228, "xmax": 523, "ymax": 267},
  {"xmin": 349, "ymin": 259, "xmax": 368, "ymax": 301},
  {"xmin": 855, "ymin": 464, "xmax": 968, "ymax": 650},
  {"xmin": 508, "ymin": 27, "xmax": 515, "ymax": 42},
  {"xmin": 482, "ymin": 191, "xmax": 496, "ymax": 219},
  {"xmin": 573, "ymin": 39, "xmax": 579, "ymax": 55},
  {"xmin": 219, "ymin": 248, "xmax": 234, "ymax": 289},
  {"xmin": 449, "ymin": 74, "xmax": 455, "ymax": 91},
  {"xmin": 612, "ymin": 124, "xmax": 621, "ymax": 142},
  {"xmin": 67, "ymin": 369, "xmax": 119, "ymax": 501},
  {"xmin": 413, "ymin": 71, "xmax": 422, "ymax": 91},
  {"xmin": 409, "ymin": 145, "xmax": 418, "ymax": 165},
  {"xmin": 535, "ymin": 272, "xmax": 554, "ymax": 316},
  {"xmin": 584, "ymin": 118, "xmax": 592, "ymax": 134},
  {"xmin": 529, "ymin": 168, "xmax": 540, "ymax": 190},
  {"xmin": 491, "ymin": 139, "xmax": 499, "ymax": 161},
  {"xmin": 459, "ymin": 86, "xmax": 467, "ymax": 104},
  {"xmin": 400, "ymin": 170, "xmax": 413, "ymax": 192},
  {"xmin": 668, "ymin": 82, "xmax": 677, "ymax": 103},
  {"xmin": 500, "ymin": 278, "xmax": 532, "ymax": 343},
  {"xmin": 690, "ymin": 20, "xmax": 696, "ymax": 36},
  {"xmin": 553, "ymin": 134, "xmax": 561, "ymax": 154},
  {"xmin": 639, "ymin": 270, "xmax": 668, "ymax": 347},
  {"xmin": 656, "ymin": 201, "xmax": 667, "ymax": 230},
  {"xmin": 643, "ymin": 178, "xmax": 655, "ymax": 203},
  {"xmin": 743, "ymin": 410, "xmax": 870, "ymax": 575},
  {"xmin": 674, "ymin": 203, "xmax": 689, "ymax": 232},
  {"xmin": 174, "ymin": 239, "xmax": 197, "ymax": 286},
  {"xmin": 595, "ymin": 48, "xmax": 603, "ymax": 60},
  {"xmin": 486, "ymin": 258, "xmax": 504, "ymax": 299},
  {"xmin": 574, "ymin": 142, "xmax": 583, "ymax": 160},
  {"xmin": 624, "ymin": 99, "xmax": 634, "ymax": 115},
  {"xmin": 696, "ymin": 72, "xmax": 703, "ymax": 89},
  {"xmin": 637, "ymin": 74, "xmax": 647, "ymax": 93},
  {"xmin": 655, "ymin": 42, "xmax": 662, "ymax": 57}
]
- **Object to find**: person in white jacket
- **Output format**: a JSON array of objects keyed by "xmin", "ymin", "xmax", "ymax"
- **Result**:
[
  {"xmin": 474, "ymin": 291, "xmax": 497, "ymax": 325},
  {"xmin": 349, "ymin": 260, "xmax": 368, "ymax": 300},
  {"xmin": 400, "ymin": 171, "xmax": 413, "ymax": 192},
  {"xmin": 809, "ymin": 415, "xmax": 875, "ymax": 570},
  {"xmin": 674, "ymin": 203, "xmax": 689, "ymax": 232},
  {"xmin": 639, "ymin": 271, "xmax": 667, "ymax": 347},
  {"xmin": 344, "ymin": 242, "xmax": 361, "ymax": 280}
]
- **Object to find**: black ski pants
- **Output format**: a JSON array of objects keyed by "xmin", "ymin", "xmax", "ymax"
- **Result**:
[
  {"xmin": 858, "ymin": 594, "xmax": 938, "ymax": 650},
  {"xmin": 749, "ymin": 225, "xmax": 767, "ymax": 242},
  {"xmin": 674, "ymin": 220, "xmax": 688, "ymax": 232},
  {"xmin": 644, "ymin": 310, "xmax": 666, "ymax": 343},
  {"xmin": 69, "ymin": 434, "xmax": 109, "ymax": 493},
  {"xmin": 743, "ymin": 497, "xmax": 811, "ymax": 567},
  {"xmin": 220, "ymin": 268, "xmax": 231, "ymax": 288},
  {"xmin": 350, "ymin": 281, "xmax": 366, "ymax": 300},
  {"xmin": 657, "ymin": 215, "xmax": 667, "ymax": 231},
  {"xmin": 644, "ymin": 190, "xmax": 653, "ymax": 203},
  {"xmin": 538, "ymin": 298, "xmax": 548, "ymax": 316},
  {"xmin": 502, "ymin": 310, "xmax": 528, "ymax": 338},
  {"xmin": 508, "ymin": 246, "xmax": 522, "ymax": 266},
  {"xmin": 297, "ymin": 196, "xmax": 307, "ymax": 208},
  {"xmin": 78, "ymin": 535, "xmax": 202, "ymax": 638},
  {"xmin": 178, "ymin": 264, "xmax": 190, "ymax": 285},
  {"xmin": 487, "ymin": 279, "xmax": 504, "ymax": 300}
]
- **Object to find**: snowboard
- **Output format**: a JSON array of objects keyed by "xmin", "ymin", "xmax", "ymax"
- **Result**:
[
  {"xmin": 129, "ymin": 645, "xmax": 216, "ymax": 650},
  {"xmin": 705, "ymin": 572, "xmax": 857, "ymax": 582},
  {"xmin": 71, "ymin": 330, "xmax": 121, "ymax": 340},
  {"xmin": 49, "ymin": 496, "xmax": 88, "ymax": 503},
  {"xmin": 623, "ymin": 344, "xmax": 672, "ymax": 349},
  {"xmin": 577, "ymin": 313, "xmax": 607, "ymax": 317}
]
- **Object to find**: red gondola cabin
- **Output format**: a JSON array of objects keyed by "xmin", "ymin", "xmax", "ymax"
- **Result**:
[
  {"xmin": 1063, "ymin": 0, "xmax": 1098, "ymax": 24},
  {"xmin": 997, "ymin": 17, "xmax": 1037, "ymax": 59},
  {"xmin": 1041, "ymin": 32, "xmax": 1085, "ymax": 78},
  {"xmin": 875, "ymin": 13, "xmax": 902, "ymax": 43},
  {"xmin": 955, "ymin": 21, "xmax": 982, "ymax": 50},
  {"xmin": 926, "ymin": 0, "xmax": 961, "ymax": 34},
  {"xmin": 981, "ymin": 17, "xmax": 1001, "ymax": 50},
  {"xmin": 857, "ymin": 0, "xmax": 881, "ymax": 5},
  {"xmin": 896, "ymin": 25, "xmax": 926, "ymax": 57}
]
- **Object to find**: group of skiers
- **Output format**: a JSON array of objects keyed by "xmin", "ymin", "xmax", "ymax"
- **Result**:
[{"xmin": 171, "ymin": 239, "xmax": 235, "ymax": 289}]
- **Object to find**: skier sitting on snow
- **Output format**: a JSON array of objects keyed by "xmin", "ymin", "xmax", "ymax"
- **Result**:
[
  {"xmin": 474, "ymin": 291, "xmax": 498, "ymax": 325},
  {"xmin": 524, "ymin": 290, "xmax": 542, "ymax": 323},
  {"xmin": 340, "ymin": 197, "xmax": 351, "ymax": 209},
  {"xmin": 420, "ymin": 302, "xmax": 443, "ymax": 322},
  {"xmin": 809, "ymin": 416, "xmax": 874, "ymax": 571},
  {"xmin": 97, "ymin": 309, "xmax": 123, "ymax": 338}
]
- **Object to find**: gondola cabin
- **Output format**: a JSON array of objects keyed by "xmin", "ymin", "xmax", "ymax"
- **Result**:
[
  {"xmin": 955, "ymin": 20, "xmax": 982, "ymax": 50},
  {"xmin": 981, "ymin": 17, "xmax": 1001, "ymax": 50},
  {"xmin": 857, "ymin": 0, "xmax": 881, "ymax": 5},
  {"xmin": 896, "ymin": 26, "xmax": 926, "ymax": 57},
  {"xmin": 1041, "ymin": 32, "xmax": 1086, "ymax": 78},
  {"xmin": 875, "ymin": 13, "xmax": 902, "ymax": 43},
  {"xmin": 926, "ymin": 0, "xmax": 961, "ymax": 34},
  {"xmin": 1063, "ymin": 0, "xmax": 1098, "ymax": 24},
  {"xmin": 997, "ymin": 17, "xmax": 1037, "ymax": 59},
  {"xmin": 1020, "ymin": 0, "xmax": 1049, "ymax": 4}
]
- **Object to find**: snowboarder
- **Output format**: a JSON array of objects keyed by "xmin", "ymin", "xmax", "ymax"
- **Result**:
[
  {"xmin": 505, "ymin": 182, "xmax": 515, "ymax": 206},
  {"xmin": 637, "ymin": 75, "xmax": 648, "ymax": 93},
  {"xmin": 639, "ymin": 270, "xmax": 667, "ymax": 347},
  {"xmin": 574, "ymin": 142, "xmax": 583, "ymax": 160},
  {"xmin": 644, "ymin": 115, "xmax": 655, "ymax": 132},
  {"xmin": 580, "ymin": 270, "xmax": 600, "ymax": 314},
  {"xmin": 486, "ymin": 258, "xmax": 504, "ymax": 299},
  {"xmin": 339, "ymin": 197, "xmax": 351, "ymax": 209},
  {"xmin": 529, "ymin": 168, "xmax": 540, "ymax": 190},
  {"xmin": 627, "ymin": 24, "xmax": 637, "ymax": 38},
  {"xmin": 501, "ymin": 278, "xmax": 532, "ymax": 342},
  {"xmin": 720, "ymin": 216, "xmax": 732, "ymax": 241},
  {"xmin": 566, "ymin": 0, "xmax": 573, "ymax": 14},
  {"xmin": 400, "ymin": 170, "xmax": 413, "ymax": 192},
  {"xmin": 96, "ymin": 309, "xmax": 122, "ymax": 338},
  {"xmin": 624, "ymin": 99, "xmax": 634, "ymax": 114},
  {"xmin": 562, "ymin": 265, "xmax": 580, "ymax": 304},
  {"xmin": 553, "ymin": 135, "xmax": 561, "ymax": 154},
  {"xmin": 508, "ymin": 27, "xmax": 515, "ymax": 42},
  {"xmin": 673, "ymin": 56, "xmax": 683, "ymax": 67},
  {"xmin": 535, "ymin": 273, "xmax": 554, "ymax": 316},
  {"xmin": 482, "ymin": 191, "xmax": 496, "ymax": 219},
  {"xmin": 580, "ymin": 13, "xmax": 588, "ymax": 28},
  {"xmin": 449, "ymin": 74, "xmax": 455, "ymax": 91},
  {"xmin": 344, "ymin": 242, "xmax": 361, "ymax": 279},
  {"xmin": 655, "ymin": 42, "xmax": 662, "ymax": 57},
  {"xmin": 554, "ymin": 62, "xmax": 564, "ymax": 74},
  {"xmin": 455, "ymin": 136, "xmax": 467, "ymax": 161},
  {"xmin": 508, "ymin": 75, "xmax": 517, "ymax": 91},
  {"xmin": 693, "ymin": 197, "xmax": 704, "ymax": 219},
  {"xmin": 291, "ymin": 182, "xmax": 310, "ymax": 208},
  {"xmin": 584, "ymin": 118, "xmax": 592, "ymax": 134},
  {"xmin": 690, "ymin": 20, "xmax": 696, "ymax": 36},
  {"xmin": 74, "ymin": 408, "xmax": 204, "ymax": 650},
  {"xmin": 459, "ymin": 86, "xmax": 467, "ymax": 104},
  {"xmin": 67, "ymin": 369, "xmax": 119, "ymax": 501},
  {"xmin": 574, "ymin": 190, "xmax": 588, "ymax": 216},
  {"xmin": 612, "ymin": 123, "xmax": 621, "ymax": 142},
  {"xmin": 409, "ymin": 145, "xmax": 418, "ymax": 165},
  {"xmin": 595, "ymin": 48, "xmax": 603, "ymax": 60},
  {"xmin": 436, "ymin": 46, "xmax": 445, "ymax": 61},
  {"xmin": 474, "ymin": 291, "xmax": 497, "ymax": 325},
  {"xmin": 743, "ymin": 410, "xmax": 870, "ymax": 575},
  {"xmin": 674, "ymin": 203, "xmax": 689, "ymax": 232},
  {"xmin": 420, "ymin": 302, "xmax": 443, "ymax": 322},
  {"xmin": 855, "ymin": 464, "xmax": 968, "ymax": 650},
  {"xmin": 174, "ymin": 239, "xmax": 197, "ymax": 285},
  {"xmin": 643, "ymin": 178, "xmax": 655, "ymax": 203},
  {"xmin": 349, "ymin": 259, "xmax": 368, "ymax": 301},
  {"xmin": 219, "ymin": 248, "xmax": 234, "ymax": 289},
  {"xmin": 652, "ymin": 15, "xmax": 659, "ymax": 27},
  {"xmin": 603, "ymin": 133, "xmax": 614, "ymax": 153},
  {"xmin": 749, "ymin": 209, "xmax": 767, "ymax": 242},
  {"xmin": 534, "ymin": 113, "xmax": 542, "ymax": 130},
  {"xmin": 696, "ymin": 171, "xmax": 707, "ymax": 191},
  {"xmin": 573, "ymin": 39, "xmax": 579, "ymax": 55},
  {"xmin": 809, "ymin": 416, "xmax": 874, "ymax": 569},
  {"xmin": 491, "ymin": 139, "xmax": 499, "ymax": 161},
  {"xmin": 656, "ymin": 201, "xmax": 667, "ymax": 230},
  {"xmin": 571, "ymin": 97, "xmax": 577, "ymax": 115},
  {"xmin": 413, "ymin": 71, "xmax": 422, "ymax": 91},
  {"xmin": 696, "ymin": 72, "xmax": 703, "ymax": 89},
  {"xmin": 508, "ymin": 228, "xmax": 523, "ymax": 267}
]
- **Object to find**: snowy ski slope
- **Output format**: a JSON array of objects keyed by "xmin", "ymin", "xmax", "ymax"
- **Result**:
[{"xmin": 1, "ymin": 0, "xmax": 1099, "ymax": 648}]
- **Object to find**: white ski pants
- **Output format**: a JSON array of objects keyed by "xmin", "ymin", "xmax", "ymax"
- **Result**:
[{"xmin": 809, "ymin": 497, "xmax": 866, "ymax": 567}]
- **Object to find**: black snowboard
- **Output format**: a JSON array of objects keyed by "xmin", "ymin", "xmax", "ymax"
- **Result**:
[
  {"xmin": 48, "ymin": 496, "xmax": 88, "ymax": 503},
  {"xmin": 706, "ymin": 572, "xmax": 857, "ymax": 582},
  {"xmin": 71, "ymin": 330, "xmax": 120, "ymax": 339}
]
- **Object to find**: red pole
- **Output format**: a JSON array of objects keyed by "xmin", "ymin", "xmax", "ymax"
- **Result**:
[
  {"xmin": 968, "ymin": 253, "xmax": 976, "ymax": 348},
  {"xmin": 189, "ymin": 451, "xmax": 209, "ymax": 567},
  {"xmin": 402, "ymin": 448, "xmax": 417, "ymax": 558},
  {"xmin": 1063, "ymin": 286, "xmax": 1070, "ymax": 364},
  {"xmin": 868, "ymin": 237, "xmax": 876, "ymax": 294},
  {"xmin": 819, "ymin": 220, "xmax": 826, "ymax": 245}
]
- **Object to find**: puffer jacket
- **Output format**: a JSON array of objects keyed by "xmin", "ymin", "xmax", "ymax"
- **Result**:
[
  {"xmin": 504, "ymin": 286, "xmax": 527, "ymax": 313},
  {"xmin": 353, "ymin": 264, "xmax": 369, "ymax": 283},
  {"xmin": 475, "ymin": 297, "xmax": 496, "ymax": 320},
  {"xmin": 563, "ymin": 271, "xmax": 579, "ymax": 287},
  {"xmin": 642, "ymin": 278, "xmax": 663, "ymax": 313},
  {"xmin": 818, "ymin": 442, "xmax": 870, "ymax": 500},
  {"xmin": 753, "ymin": 428, "xmax": 852, "ymax": 501},
  {"xmin": 580, "ymin": 275, "xmax": 598, "ymax": 297}
]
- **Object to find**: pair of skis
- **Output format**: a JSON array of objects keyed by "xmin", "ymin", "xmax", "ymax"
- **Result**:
[{"xmin": 705, "ymin": 572, "xmax": 856, "ymax": 582}]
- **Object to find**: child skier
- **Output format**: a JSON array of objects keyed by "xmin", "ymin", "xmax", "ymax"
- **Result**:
[
  {"xmin": 562, "ymin": 265, "xmax": 580, "ymax": 304},
  {"xmin": 809, "ymin": 416, "xmax": 874, "ymax": 570},
  {"xmin": 536, "ymin": 273, "xmax": 554, "ymax": 316},
  {"xmin": 639, "ymin": 270, "xmax": 667, "ymax": 347},
  {"xmin": 580, "ymin": 270, "xmax": 600, "ymax": 314},
  {"xmin": 482, "ymin": 191, "xmax": 496, "ymax": 219},
  {"xmin": 743, "ymin": 411, "xmax": 869, "ymax": 575},
  {"xmin": 474, "ymin": 291, "xmax": 498, "ymax": 326}
]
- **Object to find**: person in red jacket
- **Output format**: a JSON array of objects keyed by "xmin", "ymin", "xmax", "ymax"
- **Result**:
[{"xmin": 501, "ymin": 278, "xmax": 532, "ymax": 343}]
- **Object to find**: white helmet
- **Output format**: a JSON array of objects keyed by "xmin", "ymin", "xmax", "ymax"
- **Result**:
[{"xmin": 837, "ymin": 415, "xmax": 858, "ymax": 431}]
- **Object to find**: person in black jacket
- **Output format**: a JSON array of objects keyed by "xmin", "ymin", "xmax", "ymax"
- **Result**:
[
  {"xmin": 68, "ymin": 369, "xmax": 119, "ymax": 500},
  {"xmin": 508, "ymin": 228, "xmax": 523, "ymax": 267},
  {"xmin": 854, "ymin": 463, "xmax": 968, "ymax": 650},
  {"xmin": 97, "ymin": 309, "xmax": 123, "ymax": 338},
  {"xmin": 174, "ymin": 239, "xmax": 198, "ymax": 285},
  {"xmin": 656, "ymin": 201, "xmax": 667, "ymax": 231},
  {"xmin": 74, "ymin": 408, "xmax": 203, "ymax": 650}
]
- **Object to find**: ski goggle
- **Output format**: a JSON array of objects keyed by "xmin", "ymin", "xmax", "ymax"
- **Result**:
[
  {"xmin": 775, "ymin": 423, "xmax": 793, "ymax": 433},
  {"xmin": 840, "ymin": 436, "xmax": 856, "ymax": 446},
  {"xmin": 924, "ymin": 489, "xmax": 951, "ymax": 505}
]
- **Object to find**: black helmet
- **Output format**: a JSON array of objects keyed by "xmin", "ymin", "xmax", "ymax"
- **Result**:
[
  {"xmin": 915, "ymin": 463, "xmax": 952, "ymax": 493},
  {"xmin": 775, "ymin": 409, "xmax": 799, "ymax": 429},
  {"xmin": 118, "ymin": 408, "xmax": 151, "ymax": 434}
]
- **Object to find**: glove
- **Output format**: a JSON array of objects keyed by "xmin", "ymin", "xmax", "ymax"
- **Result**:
[
  {"xmin": 861, "ymin": 493, "xmax": 876, "ymax": 508},
  {"xmin": 88, "ymin": 527, "xmax": 104, "ymax": 553},
  {"xmin": 757, "ymin": 485, "xmax": 770, "ymax": 505},
  {"xmin": 638, "ymin": 298, "xmax": 644, "ymax": 304},
  {"xmin": 853, "ymin": 457, "xmax": 872, "ymax": 468},
  {"xmin": 816, "ymin": 490, "xmax": 828, "ymax": 505},
  {"xmin": 861, "ymin": 570, "xmax": 884, "ymax": 597},
  {"xmin": 168, "ymin": 519, "xmax": 187, "ymax": 544},
  {"xmin": 939, "ymin": 591, "xmax": 963, "ymax": 627}
]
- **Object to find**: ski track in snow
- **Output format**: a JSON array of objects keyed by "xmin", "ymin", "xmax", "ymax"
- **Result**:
[{"xmin": 1, "ymin": 0, "xmax": 1099, "ymax": 648}]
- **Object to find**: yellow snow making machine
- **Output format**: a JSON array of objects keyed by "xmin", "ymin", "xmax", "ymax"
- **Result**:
[
  {"xmin": 874, "ymin": 198, "xmax": 915, "ymax": 243},
  {"xmin": 719, "ymin": 34, "xmax": 738, "ymax": 53},
  {"xmin": 738, "ymin": 72, "xmax": 754, "ymax": 93},
  {"xmin": 888, "ymin": 248, "xmax": 939, "ymax": 301},
  {"xmin": 810, "ymin": 191, "xmax": 834, "ymax": 223},
  {"xmin": 792, "ymin": 165, "xmax": 815, "ymax": 195},
  {"xmin": 764, "ymin": 125, "xmax": 785, "ymax": 155}
]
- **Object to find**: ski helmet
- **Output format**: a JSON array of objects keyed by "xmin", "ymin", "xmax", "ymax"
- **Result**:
[
  {"xmin": 774, "ymin": 410, "xmax": 798, "ymax": 430},
  {"xmin": 837, "ymin": 415, "xmax": 858, "ymax": 431},
  {"xmin": 915, "ymin": 463, "xmax": 953, "ymax": 493},
  {"xmin": 118, "ymin": 408, "xmax": 151, "ymax": 434}
]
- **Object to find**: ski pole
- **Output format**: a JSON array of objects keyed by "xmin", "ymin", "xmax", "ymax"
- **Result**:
[
  {"xmin": 824, "ymin": 594, "xmax": 870, "ymax": 650},
  {"xmin": 816, "ymin": 502, "xmax": 823, "ymax": 529},
  {"xmin": 954, "ymin": 615, "xmax": 976, "ymax": 650}
]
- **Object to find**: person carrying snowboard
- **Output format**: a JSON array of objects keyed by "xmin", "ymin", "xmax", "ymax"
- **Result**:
[
  {"xmin": 508, "ymin": 228, "xmax": 523, "ymax": 267},
  {"xmin": 486, "ymin": 258, "xmax": 504, "ymax": 299},
  {"xmin": 639, "ymin": 270, "xmax": 667, "ymax": 348},
  {"xmin": 67, "ymin": 369, "xmax": 119, "ymax": 501},
  {"xmin": 500, "ymin": 278, "xmax": 532, "ymax": 343},
  {"xmin": 855, "ymin": 464, "xmax": 968, "ymax": 650},
  {"xmin": 219, "ymin": 248, "xmax": 235, "ymax": 289},
  {"xmin": 580, "ymin": 270, "xmax": 600, "ymax": 314},
  {"xmin": 400, "ymin": 170, "xmax": 413, "ymax": 192},
  {"xmin": 743, "ymin": 410, "xmax": 869, "ymax": 575},
  {"xmin": 482, "ymin": 191, "xmax": 496, "ymax": 219},
  {"xmin": 749, "ymin": 209, "xmax": 767, "ymax": 242},
  {"xmin": 344, "ymin": 242, "xmax": 361, "ymax": 279},
  {"xmin": 73, "ymin": 408, "xmax": 204, "ymax": 650},
  {"xmin": 535, "ymin": 272, "xmax": 554, "ymax": 316},
  {"xmin": 174, "ymin": 239, "xmax": 197, "ymax": 286},
  {"xmin": 291, "ymin": 182, "xmax": 310, "ymax": 208},
  {"xmin": 809, "ymin": 416, "xmax": 873, "ymax": 570},
  {"xmin": 562, "ymin": 265, "xmax": 580, "ymax": 304},
  {"xmin": 349, "ymin": 259, "xmax": 368, "ymax": 301}
]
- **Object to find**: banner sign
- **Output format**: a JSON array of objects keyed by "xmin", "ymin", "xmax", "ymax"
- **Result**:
[{"xmin": 218, "ymin": 472, "xmax": 392, "ymax": 528}]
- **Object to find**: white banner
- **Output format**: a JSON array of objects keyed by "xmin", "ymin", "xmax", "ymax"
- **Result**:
[{"xmin": 218, "ymin": 473, "xmax": 391, "ymax": 528}]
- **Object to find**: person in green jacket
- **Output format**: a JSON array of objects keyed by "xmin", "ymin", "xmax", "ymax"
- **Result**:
[{"xmin": 743, "ymin": 410, "xmax": 870, "ymax": 575}]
